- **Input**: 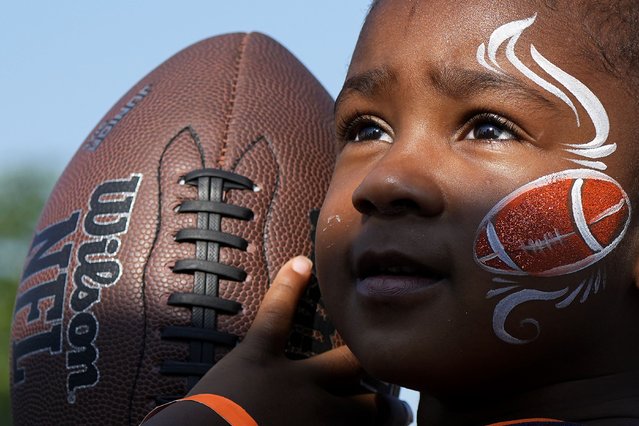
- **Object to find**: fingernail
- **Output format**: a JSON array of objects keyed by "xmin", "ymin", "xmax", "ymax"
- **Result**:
[{"xmin": 291, "ymin": 256, "xmax": 312, "ymax": 274}]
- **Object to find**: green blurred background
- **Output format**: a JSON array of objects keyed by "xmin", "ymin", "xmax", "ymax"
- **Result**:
[{"xmin": 0, "ymin": 170, "xmax": 55, "ymax": 424}]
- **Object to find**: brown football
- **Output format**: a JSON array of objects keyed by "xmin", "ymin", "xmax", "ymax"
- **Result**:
[{"xmin": 10, "ymin": 33, "xmax": 342, "ymax": 425}]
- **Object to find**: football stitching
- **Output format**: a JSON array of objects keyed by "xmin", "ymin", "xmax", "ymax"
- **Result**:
[{"xmin": 217, "ymin": 33, "xmax": 251, "ymax": 168}]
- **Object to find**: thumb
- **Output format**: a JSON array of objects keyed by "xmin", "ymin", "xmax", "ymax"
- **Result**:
[{"xmin": 244, "ymin": 256, "xmax": 313, "ymax": 353}]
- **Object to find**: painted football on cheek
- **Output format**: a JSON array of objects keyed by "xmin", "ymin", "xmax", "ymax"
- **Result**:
[{"xmin": 474, "ymin": 169, "xmax": 631, "ymax": 277}]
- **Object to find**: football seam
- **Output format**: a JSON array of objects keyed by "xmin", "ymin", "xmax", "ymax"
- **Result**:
[
  {"xmin": 217, "ymin": 33, "xmax": 251, "ymax": 168},
  {"xmin": 127, "ymin": 126, "xmax": 206, "ymax": 425},
  {"xmin": 230, "ymin": 135, "xmax": 281, "ymax": 284}
]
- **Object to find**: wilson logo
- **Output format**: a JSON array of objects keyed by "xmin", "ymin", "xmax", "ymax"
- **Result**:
[{"xmin": 12, "ymin": 174, "xmax": 141, "ymax": 403}]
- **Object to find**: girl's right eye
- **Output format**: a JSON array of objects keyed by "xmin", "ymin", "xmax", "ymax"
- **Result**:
[{"xmin": 341, "ymin": 116, "xmax": 393, "ymax": 144}]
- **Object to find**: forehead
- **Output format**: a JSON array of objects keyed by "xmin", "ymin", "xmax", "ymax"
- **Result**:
[{"xmin": 350, "ymin": 0, "xmax": 582, "ymax": 76}]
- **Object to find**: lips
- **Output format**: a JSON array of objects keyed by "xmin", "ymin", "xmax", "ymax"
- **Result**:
[{"xmin": 354, "ymin": 250, "xmax": 446, "ymax": 298}]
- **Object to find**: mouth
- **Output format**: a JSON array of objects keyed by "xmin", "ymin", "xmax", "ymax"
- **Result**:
[{"xmin": 355, "ymin": 251, "xmax": 446, "ymax": 298}]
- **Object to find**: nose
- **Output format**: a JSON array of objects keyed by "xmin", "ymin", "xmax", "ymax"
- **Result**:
[{"xmin": 351, "ymin": 147, "xmax": 445, "ymax": 217}]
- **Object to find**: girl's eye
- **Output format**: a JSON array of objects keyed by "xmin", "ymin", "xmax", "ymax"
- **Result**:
[
  {"xmin": 469, "ymin": 122, "xmax": 513, "ymax": 140},
  {"xmin": 353, "ymin": 123, "xmax": 393, "ymax": 143},
  {"xmin": 339, "ymin": 115, "xmax": 393, "ymax": 144},
  {"xmin": 463, "ymin": 113, "xmax": 519, "ymax": 141}
]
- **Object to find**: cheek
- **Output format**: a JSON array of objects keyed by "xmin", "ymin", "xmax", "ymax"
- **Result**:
[
  {"xmin": 315, "ymin": 175, "xmax": 359, "ymax": 280},
  {"xmin": 317, "ymin": 189, "xmax": 352, "ymax": 252},
  {"xmin": 315, "ymin": 158, "xmax": 367, "ymax": 253},
  {"xmin": 315, "ymin": 188, "xmax": 359, "ymax": 330},
  {"xmin": 474, "ymin": 169, "xmax": 631, "ymax": 277}
]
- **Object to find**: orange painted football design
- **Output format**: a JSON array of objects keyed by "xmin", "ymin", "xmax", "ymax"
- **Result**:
[{"xmin": 474, "ymin": 169, "xmax": 631, "ymax": 277}]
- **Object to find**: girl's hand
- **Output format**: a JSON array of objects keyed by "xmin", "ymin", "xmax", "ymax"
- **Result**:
[{"xmin": 143, "ymin": 256, "xmax": 412, "ymax": 426}]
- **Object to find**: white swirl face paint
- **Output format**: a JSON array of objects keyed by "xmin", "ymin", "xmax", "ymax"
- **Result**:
[
  {"xmin": 476, "ymin": 14, "xmax": 614, "ymax": 171},
  {"xmin": 474, "ymin": 15, "xmax": 629, "ymax": 344}
]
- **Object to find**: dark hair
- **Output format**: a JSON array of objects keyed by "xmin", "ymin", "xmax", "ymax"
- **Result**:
[{"xmin": 578, "ymin": 1, "xmax": 639, "ymax": 96}]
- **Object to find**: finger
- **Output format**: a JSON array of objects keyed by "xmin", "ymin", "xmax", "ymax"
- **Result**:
[
  {"xmin": 305, "ymin": 347, "xmax": 399, "ymax": 398},
  {"xmin": 372, "ymin": 393, "xmax": 414, "ymax": 426},
  {"xmin": 244, "ymin": 256, "xmax": 312, "ymax": 352},
  {"xmin": 304, "ymin": 345, "xmax": 365, "ymax": 386},
  {"xmin": 343, "ymin": 393, "xmax": 414, "ymax": 426}
]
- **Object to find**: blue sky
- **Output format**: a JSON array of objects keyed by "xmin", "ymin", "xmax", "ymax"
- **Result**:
[
  {"xmin": 1, "ymin": 0, "xmax": 421, "ymax": 418},
  {"xmin": 0, "ymin": 1, "xmax": 370, "ymax": 171}
]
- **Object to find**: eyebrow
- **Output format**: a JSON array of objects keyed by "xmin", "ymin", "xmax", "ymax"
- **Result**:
[
  {"xmin": 335, "ymin": 64, "xmax": 561, "ymax": 113},
  {"xmin": 335, "ymin": 67, "xmax": 396, "ymax": 113},
  {"xmin": 429, "ymin": 65, "xmax": 559, "ymax": 109}
]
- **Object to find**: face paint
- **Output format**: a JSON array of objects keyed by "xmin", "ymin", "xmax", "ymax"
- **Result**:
[
  {"xmin": 477, "ymin": 15, "xmax": 614, "ymax": 171},
  {"xmin": 477, "ymin": 15, "xmax": 580, "ymax": 125},
  {"xmin": 474, "ymin": 169, "xmax": 631, "ymax": 277},
  {"xmin": 474, "ymin": 16, "xmax": 630, "ymax": 344},
  {"xmin": 487, "ymin": 268, "xmax": 607, "ymax": 345},
  {"xmin": 476, "ymin": 168, "xmax": 629, "ymax": 345}
]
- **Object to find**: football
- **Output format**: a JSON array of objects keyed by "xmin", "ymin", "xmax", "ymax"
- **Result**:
[
  {"xmin": 11, "ymin": 33, "xmax": 341, "ymax": 425},
  {"xmin": 474, "ymin": 169, "xmax": 631, "ymax": 277}
]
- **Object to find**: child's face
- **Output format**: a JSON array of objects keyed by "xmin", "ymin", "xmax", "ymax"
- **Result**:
[{"xmin": 316, "ymin": 0, "xmax": 639, "ymax": 393}]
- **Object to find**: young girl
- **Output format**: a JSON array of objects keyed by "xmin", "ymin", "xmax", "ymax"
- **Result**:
[{"xmin": 144, "ymin": 0, "xmax": 639, "ymax": 424}]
